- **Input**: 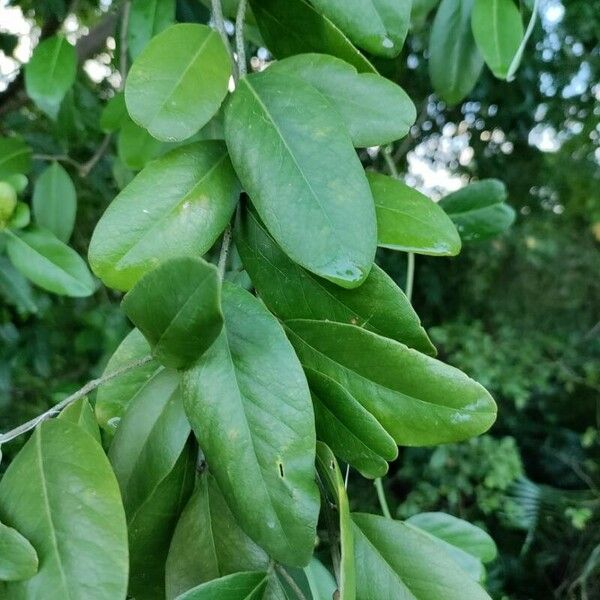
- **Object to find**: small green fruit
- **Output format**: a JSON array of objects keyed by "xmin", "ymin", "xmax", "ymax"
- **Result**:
[{"xmin": 0, "ymin": 181, "xmax": 18, "ymax": 225}]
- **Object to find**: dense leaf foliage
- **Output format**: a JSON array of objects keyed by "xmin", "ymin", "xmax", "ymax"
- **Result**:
[{"xmin": 0, "ymin": 0, "xmax": 596, "ymax": 598}]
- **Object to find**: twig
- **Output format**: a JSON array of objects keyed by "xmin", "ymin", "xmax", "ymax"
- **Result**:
[
  {"xmin": 217, "ymin": 224, "xmax": 232, "ymax": 280},
  {"xmin": 78, "ymin": 133, "xmax": 112, "ymax": 177},
  {"xmin": 275, "ymin": 564, "xmax": 308, "ymax": 600},
  {"xmin": 0, "ymin": 355, "xmax": 153, "ymax": 444},
  {"xmin": 119, "ymin": 0, "xmax": 132, "ymax": 86},
  {"xmin": 405, "ymin": 251, "xmax": 415, "ymax": 302},
  {"xmin": 374, "ymin": 477, "xmax": 392, "ymax": 519},
  {"xmin": 33, "ymin": 153, "xmax": 82, "ymax": 169},
  {"xmin": 235, "ymin": 0, "xmax": 248, "ymax": 77}
]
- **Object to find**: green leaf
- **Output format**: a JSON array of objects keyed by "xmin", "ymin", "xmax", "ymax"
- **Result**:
[
  {"xmin": 166, "ymin": 471, "xmax": 268, "ymax": 599},
  {"xmin": 117, "ymin": 116, "xmax": 165, "ymax": 170},
  {"xmin": 122, "ymin": 257, "xmax": 223, "ymax": 369},
  {"xmin": 7, "ymin": 202, "xmax": 31, "ymax": 230},
  {"xmin": 89, "ymin": 141, "xmax": 239, "ymax": 291},
  {"xmin": 0, "ymin": 136, "xmax": 32, "ymax": 179},
  {"xmin": 125, "ymin": 23, "xmax": 231, "ymax": 142},
  {"xmin": 303, "ymin": 559, "xmax": 338, "ymax": 600},
  {"xmin": 0, "ymin": 420, "xmax": 128, "ymax": 599},
  {"xmin": 352, "ymin": 513, "xmax": 492, "ymax": 599},
  {"xmin": 369, "ymin": 172, "xmax": 462, "ymax": 255},
  {"xmin": 310, "ymin": 0, "xmax": 411, "ymax": 58},
  {"xmin": 32, "ymin": 162, "xmax": 77, "ymax": 242},
  {"xmin": 109, "ymin": 368, "xmax": 194, "ymax": 599},
  {"xmin": 309, "ymin": 368, "xmax": 397, "ymax": 478},
  {"xmin": 6, "ymin": 227, "xmax": 95, "ymax": 297},
  {"xmin": 176, "ymin": 572, "xmax": 268, "ymax": 600},
  {"xmin": 471, "ymin": 0, "xmax": 524, "ymax": 79},
  {"xmin": 286, "ymin": 319, "xmax": 497, "ymax": 446},
  {"xmin": 439, "ymin": 179, "xmax": 516, "ymax": 241},
  {"xmin": 0, "ymin": 522, "xmax": 38, "ymax": 582},
  {"xmin": 100, "ymin": 92, "xmax": 128, "ymax": 133},
  {"xmin": 58, "ymin": 397, "xmax": 101, "ymax": 444},
  {"xmin": 182, "ymin": 283, "xmax": 320, "ymax": 566},
  {"xmin": 0, "ymin": 256, "xmax": 37, "ymax": 314},
  {"xmin": 128, "ymin": 0, "xmax": 176, "ymax": 60},
  {"xmin": 315, "ymin": 443, "xmax": 355, "ymax": 600},
  {"xmin": 268, "ymin": 54, "xmax": 415, "ymax": 147},
  {"xmin": 24, "ymin": 35, "xmax": 77, "ymax": 118},
  {"xmin": 249, "ymin": 0, "xmax": 375, "ymax": 73},
  {"xmin": 429, "ymin": 0, "xmax": 483, "ymax": 105},
  {"xmin": 95, "ymin": 329, "xmax": 161, "ymax": 430},
  {"xmin": 406, "ymin": 512, "xmax": 497, "ymax": 581},
  {"xmin": 235, "ymin": 207, "xmax": 435, "ymax": 354},
  {"xmin": 224, "ymin": 70, "xmax": 376, "ymax": 289}
]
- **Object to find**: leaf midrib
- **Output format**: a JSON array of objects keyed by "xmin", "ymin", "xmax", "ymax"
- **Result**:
[
  {"xmin": 36, "ymin": 428, "xmax": 71, "ymax": 599},
  {"xmin": 290, "ymin": 323, "xmax": 495, "ymax": 415},
  {"xmin": 240, "ymin": 77, "xmax": 347, "ymax": 264}
]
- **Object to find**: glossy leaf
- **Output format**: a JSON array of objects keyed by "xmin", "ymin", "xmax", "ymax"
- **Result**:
[
  {"xmin": 235, "ymin": 207, "xmax": 435, "ymax": 355},
  {"xmin": 24, "ymin": 35, "xmax": 77, "ymax": 118},
  {"xmin": 268, "ymin": 54, "xmax": 415, "ymax": 147},
  {"xmin": 0, "ymin": 522, "xmax": 38, "ymax": 582},
  {"xmin": 0, "ymin": 137, "xmax": 32, "ymax": 179},
  {"xmin": 315, "ymin": 443, "xmax": 355, "ymax": 600},
  {"xmin": 109, "ymin": 368, "xmax": 193, "ymax": 599},
  {"xmin": 166, "ymin": 471, "xmax": 268, "ymax": 599},
  {"xmin": 352, "ymin": 513, "xmax": 492, "ymax": 599},
  {"xmin": 0, "ymin": 256, "xmax": 37, "ymax": 314},
  {"xmin": 249, "ymin": 0, "xmax": 375, "ymax": 73},
  {"xmin": 95, "ymin": 328, "xmax": 161, "ymax": 430},
  {"xmin": 472, "ymin": 0, "xmax": 524, "ymax": 79},
  {"xmin": 6, "ymin": 228, "xmax": 95, "ymax": 297},
  {"xmin": 225, "ymin": 70, "xmax": 376, "ymax": 288},
  {"xmin": 406, "ymin": 512, "xmax": 497, "ymax": 581},
  {"xmin": 439, "ymin": 179, "xmax": 516, "ymax": 241},
  {"xmin": 125, "ymin": 24, "xmax": 231, "ymax": 142},
  {"xmin": 176, "ymin": 572, "xmax": 268, "ymax": 600},
  {"xmin": 122, "ymin": 257, "xmax": 223, "ymax": 369},
  {"xmin": 309, "ymin": 368, "xmax": 397, "ymax": 478},
  {"xmin": 429, "ymin": 0, "xmax": 483, "ymax": 105},
  {"xmin": 0, "ymin": 420, "xmax": 128, "ymax": 599},
  {"xmin": 89, "ymin": 141, "xmax": 239, "ymax": 291},
  {"xmin": 128, "ymin": 0, "xmax": 176, "ymax": 60},
  {"xmin": 310, "ymin": 0, "xmax": 411, "ymax": 57},
  {"xmin": 407, "ymin": 512, "xmax": 497, "ymax": 563},
  {"xmin": 182, "ymin": 283, "xmax": 319, "ymax": 566},
  {"xmin": 32, "ymin": 162, "xmax": 77, "ymax": 242},
  {"xmin": 286, "ymin": 319, "xmax": 497, "ymax": 446},
  {"xmin": 59, "ymin": 397, "xmax": 101, "ymax": 444},
  {"xmin": 369, "ymin": 172, "xmax": 462, "ymax": 255}
]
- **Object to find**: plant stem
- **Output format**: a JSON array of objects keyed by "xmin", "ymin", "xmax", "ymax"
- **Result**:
[
  {"xmin": 235, "ymin": 0, "xmax": 248, "ymax": 77},
  {"xmin": 0, "ymin": 355, "xmax": 153, "ymax": 445},
  {"xmin": 383, "ymin": 144, "xmax": 399, "ymax": 179},
  {"xmin": 79, "ymin": 133, "xmax": 112, "ymax": 177},
  {"xmin": 507, "ymin": 0, "xmax": 540, "ymax": 81},
  {"xmin": 211, "ymin": 0, "xmax": 238, "ymax": 79},
  {"xmin": 119, "ymin": 0, "xmax": 131, "ymax": 85},
  {"xmin": 374, "ymin": 477, "xmax": 392, "ymax": 519},
  {"xmin": 217, "ymin": 224, "xmax": 232, "ymax": 280},
  {"xmin": 275, "ymin": 564, "xmax": 308, "ymax": 600},
  {"xmin": 405, "ymin": 251, "xmax": 415, "ymax": 303}
]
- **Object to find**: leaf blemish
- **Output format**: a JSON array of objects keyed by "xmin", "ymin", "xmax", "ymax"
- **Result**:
[{"xmin": 278, "ymin": 462, "xmax": 285, "ymax": 478}]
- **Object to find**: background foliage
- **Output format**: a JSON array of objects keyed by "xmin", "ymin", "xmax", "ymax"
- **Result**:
[{"xmin": 0, "ymin": 0, "xmax": 598, "ymax": 598}]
